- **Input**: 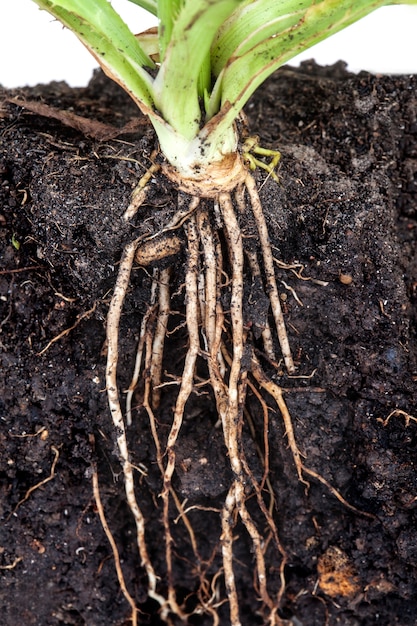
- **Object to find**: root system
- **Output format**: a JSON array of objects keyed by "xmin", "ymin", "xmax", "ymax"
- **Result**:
[{"xmin": 104, "ymin": 158, "xmax": 347, "ymax": 624}]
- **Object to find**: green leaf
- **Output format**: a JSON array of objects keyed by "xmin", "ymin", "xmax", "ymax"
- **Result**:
[
  {"xmin": 126, "ymin": 0, "xmax": 158, "ymax": 15},
  {"xmin": 152, "ymin": 0, "xmax": 242, "ymax": 140},
  {"xmin": 32, "ymin": 0, "xmax": 156, "ymax": 110},
  {"xmin": 211, "ymin": 0, "xmax": 311, "ymax": 77},
  {"xmin": 209, "ymin": 0, "xmax": 417, "ymax": 140},
  {"xmin": 157, "ymin": 0, "xmax": 183, "ymax": 61}
]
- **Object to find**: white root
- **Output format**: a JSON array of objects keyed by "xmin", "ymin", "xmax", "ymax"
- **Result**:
[
  {"xmin": 251, "ymin": 353, "xmax": 375, "ymax": 523},
  {"xmin": 161, "ymin": 206, "xmax": 201, "ymax": 619},
  {"xmin": 124, "ymin": 152, "xmax": 160, "ymax": 221},
  {"xmin": 218, "ymin": 194, "xmax": 246, "ymax": 626},
  {"xmin": 245, "ymin": 174, "xmax": 295, "ymax": 374},
  {"xmin": 245, "ymin": 247, "xmax": 276, "ymax": 361},
  {"xmin": 196, "ymin": 207, "xmax": 228, "ymax": 419},
  {"xmin": 218, "ymin": 192, "xmax": 245, "ymax": 458},
  {"xmin": 150, "ymin": 267, "xmax": 171, "ymax": 408},
  {"xmin": 221, "ymin": 484, "xmax": 241, "ymax": 626},
  {"xmin": 143, "ymin": 288, "xmax": 215, "ymax": 621},
  {"xmin": 251, "ymin": 354, "xmax": 309, "ymax": 488},
  {"xmin": 219, "ymin": 192, "xmax": 278, "ymax": 621},
  {"xmin": 105, "ymin": 238, "xmax": 165, "ymax": 607},
  {"xmin": 92, "ymin": 469, "xmax": 138, "ymax": 626},
  {"xmin": 125, "ymin": 272, "xmax": 158, "ymax": 426}
]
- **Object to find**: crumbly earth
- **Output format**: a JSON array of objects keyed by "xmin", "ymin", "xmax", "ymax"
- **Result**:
[{"xmin": 1, "ymin": 63, "xmax": 416, "ymax": 625}]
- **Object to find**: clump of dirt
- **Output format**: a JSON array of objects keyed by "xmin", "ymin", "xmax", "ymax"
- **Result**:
[{"xmin": 1, "ymin": 63, "xmax": 417, "ymax": 625}]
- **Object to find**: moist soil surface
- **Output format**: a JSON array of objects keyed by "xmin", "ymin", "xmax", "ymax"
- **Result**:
[{"xmin": 1, "ymin": 63, "xmax": 417, "ymax": 626}]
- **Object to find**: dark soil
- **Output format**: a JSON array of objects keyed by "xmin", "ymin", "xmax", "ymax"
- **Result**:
[{"xmin": 1, "ymin": 62, "xmax": 417, "ymax": 625}]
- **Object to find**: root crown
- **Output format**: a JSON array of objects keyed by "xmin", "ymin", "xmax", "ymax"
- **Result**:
[{"xmin": 162, "ymin": 152, "xmax": 246, "ymax": 198}]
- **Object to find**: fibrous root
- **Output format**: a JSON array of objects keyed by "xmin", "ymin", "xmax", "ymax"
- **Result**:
[{"xmin": 103, "ymin": 162, "xmax": 337, "ymax": 625}]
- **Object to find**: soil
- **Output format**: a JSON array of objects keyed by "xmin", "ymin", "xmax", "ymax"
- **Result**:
[{"xmin": 1, "ymin": 62, "xmax": 417, "ymax": 626}]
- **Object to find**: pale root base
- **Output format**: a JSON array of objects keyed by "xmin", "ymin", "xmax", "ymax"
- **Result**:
[{"xmin": 162, "ymin": 152, "xmax": 246, "ymax": 197}]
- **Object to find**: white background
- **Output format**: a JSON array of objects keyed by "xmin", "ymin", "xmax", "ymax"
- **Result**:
[{"xmin": 1, "ymin": 2, "xmax": 417, "ymax": 88}]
